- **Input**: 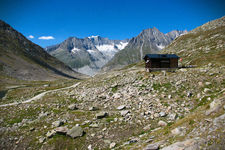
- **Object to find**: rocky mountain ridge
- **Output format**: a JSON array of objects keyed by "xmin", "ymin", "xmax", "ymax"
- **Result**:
[
  {"xmin": 46, "ymin": 36, "xmax": 128, "ymax": 76},
  {"xmin": 102, "ymin": 28, "xmax": 187, "ymax": 71}
]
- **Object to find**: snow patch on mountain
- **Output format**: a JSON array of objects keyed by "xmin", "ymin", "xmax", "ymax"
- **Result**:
[
  {"xmin": 88, "ymin": 35, "xmax": 99, "ymax": 39},
  {"xmin": 116, "ymin": 42, "xmax": 128, "ymax": 50},
  {"xmin": 96, "ymin": 44, "xmax": 115, "ymax": 52},
  {"xmin": 157, "ymin": 44, "xmax": 165, "ymax": 50},
  {"xmin": 87, "ymin": 49, "xmax": 97, "ymax": 53},
  {"xmin": 71, "ymin": 47, "xmax": 81, "ymax": 53},
  {"xmin": 96, "ymin": 42, "xmax": 128, "ymax": 58}
]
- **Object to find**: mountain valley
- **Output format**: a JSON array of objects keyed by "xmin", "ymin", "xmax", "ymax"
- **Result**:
[{"xmin": 0, "ymin": 16, "xmax": 224, "ymax": 150}]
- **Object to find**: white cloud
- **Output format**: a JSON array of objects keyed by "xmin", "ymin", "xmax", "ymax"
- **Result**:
[
  {"xmin": 28, "ymin": 35, "xmax": 34, "ymax": 39},
  {"xmin": 38, "ymin": 36, "xmax": 55, "ymax": 40}
]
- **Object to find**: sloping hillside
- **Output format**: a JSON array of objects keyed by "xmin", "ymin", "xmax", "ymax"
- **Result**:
[
  {"xmin": 162, "ymin": 16, "xmax": 225, "ymax": 67},
  {"xmin": 0, "ymin": 20, "xmax": 84, "ymax": 81}
]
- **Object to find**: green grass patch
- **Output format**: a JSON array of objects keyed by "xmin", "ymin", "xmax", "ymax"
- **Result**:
[
  {"xmin": 111, "ymin": 86, "xmax": 118, "ymax": 93},
  {"xmin": 153, "ymin": 83, "xmax": 161, "ymax": 90},
  {"xmin": 189, "ymin": 119, "xmax": 195, "ymax": 125}
]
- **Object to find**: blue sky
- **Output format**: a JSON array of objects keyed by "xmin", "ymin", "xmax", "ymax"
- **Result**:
[{"xmin": 0, "ymin": 0, "xmax": 224, "ymax": 47}]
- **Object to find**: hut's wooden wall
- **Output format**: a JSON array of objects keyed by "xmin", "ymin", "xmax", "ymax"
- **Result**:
[{"xmin": 170, "ymin": 58, "xmax": 178, "ymax": 68}]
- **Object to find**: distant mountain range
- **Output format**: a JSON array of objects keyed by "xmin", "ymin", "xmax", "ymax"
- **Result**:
[
  {"xmin": 46, "ymin": 36, "xmax": 128, "ymax": 76},
  {"xmin": 46, "ymin": 28, "xmax": 187, "ymax": 75},
  {"xmin": 0, "ymin": 20, "xmax": 84, "ymax": 81},
  {"xmin": 102, "ymin": 28, "xmax": 187, "ymax": 71}
]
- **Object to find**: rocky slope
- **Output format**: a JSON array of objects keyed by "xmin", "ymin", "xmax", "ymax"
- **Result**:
[
  {"xmin": 0, "ymin": 20, "xmax": 84, "ymax": 81},
  {"xmin": 0, "ymin": 61, "xmax": 224, "ymax": 149},
  {"xmin": 102, "ymin": 28, "xmax": 187, "ymax": 71},
  {"xmin": 0, "ymin": 17, "xmax": 224, "ymax": 150},
  {"xmin": 162, "ymin": 16, "xmax": 225, "ymax": 67},
  {"xmin": 46, "ymin": 36, "xmax": 128, "ymax": 76}
]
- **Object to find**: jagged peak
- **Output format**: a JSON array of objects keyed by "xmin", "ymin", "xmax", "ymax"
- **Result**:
[{"xmin": 88, "ymin": 35, "xmax": 100, "ymax": 39}]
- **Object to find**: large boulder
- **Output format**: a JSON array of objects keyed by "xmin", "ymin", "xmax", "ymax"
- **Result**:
[
  {"xmin": 46, "ymin": 130, "xmax": 56, "ymax": 138},
  {"xmin": 67, "ymin": 126, "xmax": 84, "ymax": 138},
  {"xmin": 68, "ymin": 104, "xmax": 78, "ymax": 110},
  {"xmin": 117, "ymin": 105, "xmax": 126, "ymax": 110},
  {"xmin": 144, "ymin": 143, "xmax": 159, "ymax": 150},
  {"xmin": 121, "ymin": 110, "xmax": 130, "ymax": 116},
  {"xmin": 52, "ymin": 120, "xmax": 64, "ymax": 127},
  {"xmin": 55, "ymin": 126, "xmax": 68, "ymax": 134},
  {"xmin": 205, "ymin": 99, "xmax": 222, "ymax": 115},
  {"xmin": 96, "ymin": 112, "xmax": 108, "ymax": 119},
  {"xmin": 161, "ymin": 138, "xmax": 204, "ymax": 150},
  {"xmin": 158, "ymin": 120, "xmax": 167, "ymax": 127}
]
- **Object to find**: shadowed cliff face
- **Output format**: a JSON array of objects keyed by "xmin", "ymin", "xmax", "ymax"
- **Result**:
[{"xmin": 0, "ymin": 20, "xmax": 85, "ymax": 81}]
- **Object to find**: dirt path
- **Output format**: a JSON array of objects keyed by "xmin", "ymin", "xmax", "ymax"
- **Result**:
[{"xmin": 0, "ymin": 82, "xmax": 80, "ymax": 107}]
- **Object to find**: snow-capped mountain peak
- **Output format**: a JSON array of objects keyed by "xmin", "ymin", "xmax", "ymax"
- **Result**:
[
  {"xmin": 46, "ymin": 36, "xmax": 129, "ymax": 76},
  {"xmin": 88, "ymin": 35, "xmax": 99, "ymax": 39}
]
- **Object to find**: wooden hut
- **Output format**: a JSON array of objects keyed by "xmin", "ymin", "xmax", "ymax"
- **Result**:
[{"xmin": 143, "ymin": 54, "xmax": 179, "ymax": 72}]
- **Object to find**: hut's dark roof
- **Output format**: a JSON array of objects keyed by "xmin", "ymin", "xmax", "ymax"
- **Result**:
[{"xmin": 144, "ymin": 54, "xmax": 179, "ymax": 59}]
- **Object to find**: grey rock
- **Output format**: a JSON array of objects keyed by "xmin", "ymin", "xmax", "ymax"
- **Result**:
[
  {"xmin": 168, "ymin": 113, "xmax": 177, "ymax": 120},
  {"xmin": 46, "ymin": 130, "xmax": 56, "ymax": 138},
  {"xmin": 121, "ymin": 110, "xmax": 130, "ymax": 116},
  {"xmin": 145, "ymin": 138, "xmax": 154, "ymax": 143},
  {"xmin": 203, "ymin": 88, "xmax": 211, "ymax": 93},
  {"xmin": 52, "ymin": 120, "xmax": 64, "ymax": 127},
  {"xmin": 96, "ymin": 112, "xmax": 108, "ymax": 119},
  {"xmin": 89, "ymin": 106, "xmax": 97, "ymax": 111},
  {"xmin": 171, "ymin": 127, "xmax": 182, "ymax": 135},
  {"xmin": 67, "ymin": 126, "xmax": 84, "ymax": 138},
  {"xmin": 128, "ymin": 138, "xmax": 139, "ymax": 144},
  {"xmin": 104, "ymin": 140, "xmax": 111, "ymax": 144},
  {"xmin": 213, "ymin": 113, "xmax": 225, "ymax": 127},
  {"xmin": 88, "ymin": 144, "xmax": 93, "ymax": 150},
  {"xmin": 43, "ymin": 84, "xmax": 49, "ymax": 87},
  {"xmin": 159, "ymin": 112, "xmax": 166, "ymax": 117},
  {"xmin": 110, "ymin": 142, "xmax": 116, "ymax": 148},
  {"xmin": 205, "ymin": 82, "xmax": 211, "ymax": 85},
  {"xmin": 161, "ymin": 138, "xmax": 203, "ymax": 150},
  {"xmin": 158, "ymin": 120, "xmax": 167, "ymax": 127},
  {"xmin": 89, "ymin": 123, "xmax": 99, "ymax": 128},
  {"xmin": 113, "ymin": 93, "xmax": 122, "ymax": 99},
  {"xmin": 39, "ymin": 137, "xmax": 46, "ymax": 143},
  {"xmin": 29, "ymin": 127, "xmax": 35, "ymax": 131},
  {"xmin": 187, "ymin": 92, "xmax": 193, "ymax": 97},
  {"xmin": 143, "ymin": 124, "xmax": 151, "ymax": 130},
  {"xmin": 154, "ymin": 113, "xmax": 159, "ymax": 118},
  {"xmin": 144, "ymin": 143, "xmax": 159, "ymax": 150},
  {"xmin": 39, "ymin": 112, "xmax": 50, "ymax": 118},
  {"xmin": 55, "ymin": 126, "xmax": 68, "ymax": 134},
  {"xmin": 117, "ymin": 105, "xmax": 126, "ymax": 110},
  {"xmin": 205, "ymin": 99, "xmax": 222, "ymax": 115},
  {"xmin": 68, "ymin": 104, "xmax": 78, "ymax": 110}
]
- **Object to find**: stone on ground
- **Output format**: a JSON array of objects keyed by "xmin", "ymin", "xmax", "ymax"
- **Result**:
[{"xmin": 67, "ymin": 126, "xmax": 84, "ymax": 138}]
